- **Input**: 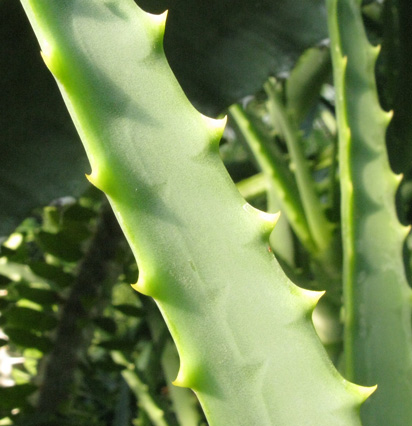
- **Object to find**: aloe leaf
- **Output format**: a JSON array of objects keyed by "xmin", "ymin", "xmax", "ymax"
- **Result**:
[
  {"xmin": 20, "ymin": 0, "xmax": 371, "ymax": 424},
  {"xmin": 327, "ymin": 0, "xmax": 412, "ymax": 424}
]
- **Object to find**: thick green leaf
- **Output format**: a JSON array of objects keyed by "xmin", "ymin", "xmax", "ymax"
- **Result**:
[
  {"xmin": 286, "ymin": 46, "xmax": 331, "ymax": 124},
  {"xmin": 328, "ymin": 0, "xmax": 412, "ymax": 423}
]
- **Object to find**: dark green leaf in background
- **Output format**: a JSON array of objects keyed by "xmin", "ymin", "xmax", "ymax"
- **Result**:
[
  {"xmin": 0, "ymin": 0, "xmax": 89, "ymax": 236},
  {"xmin": 138, "ymin": 0, "xmax": 328, "ymax": 115},
  {"xmin": 380, "ymin": 0, "xmax": 412, "ymax": 176}
]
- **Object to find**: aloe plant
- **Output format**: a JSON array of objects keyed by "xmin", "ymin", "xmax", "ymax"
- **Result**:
[
  {"xmin": 17, "ymin": 0, "xmax": 372, "ymax": 424},
  {"xmin": 2, "ymin": 0, "xmax": 411, "ymax": 424}
]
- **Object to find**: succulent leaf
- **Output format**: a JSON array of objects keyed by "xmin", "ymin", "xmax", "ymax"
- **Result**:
[{"xmin": 327, "ymin": 0, "xmax": 412, "ymax": 424}]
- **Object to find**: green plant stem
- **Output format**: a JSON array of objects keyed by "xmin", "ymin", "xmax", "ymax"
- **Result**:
[
  {"xmin": 112, "ymin": 352, "xmax": 169, "ymax": 426},
  {"xmin": 264, "ymin": 79, "xmax": 333, "ymax": 254},
  {"xmin": 229, "ymin": 104, "xmax": 315, "ymax": 253},
  {"xmin": 328, "ymin": 134, "xmax": 339, "ymax": 216},
  {"xmin": 236, "ymin": 172, "xmax": 267, "ymax": 202},
  {"xmin": 327, "ymin": 0, "xmax": 412, "ymax": 424},
  {"xmin": 267, "ymin": 183, "xmax": 295, "ymax": 267},
  {"xmin": 286, "ymin": 46, "xmax": 331, "ymax": 125}
]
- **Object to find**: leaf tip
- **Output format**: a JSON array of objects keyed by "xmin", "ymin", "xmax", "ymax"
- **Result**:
[
  {"xmin": 394, "ymin": 172, "xmax": 404, "ymax": 184},
  {"xmin": 40, "ymin": 43, "xmax": 66, "ymax": 82},
  {"xmin": 172, "ymin": 366, "xmax": 187, "ymax": 388},
  {"xmin": 370, "ymin": 44, "xmax": 381, "ymax": 60}
]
